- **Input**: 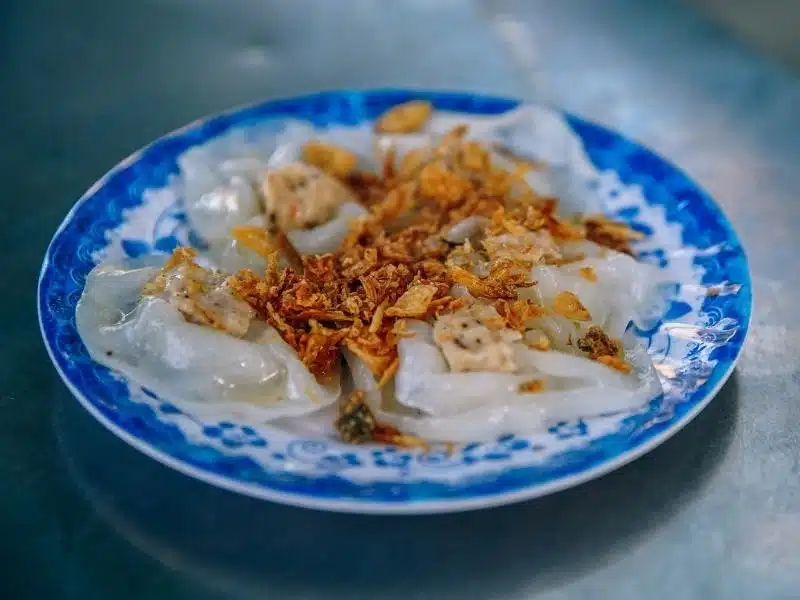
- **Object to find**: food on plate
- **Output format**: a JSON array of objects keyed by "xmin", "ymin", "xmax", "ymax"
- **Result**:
[
  {"xmin": 374, "ymin": 100, "xmax": 433, "ymax": 134},
  {"xmin": 182, "ymin": 147, "xmax": 368, "ymax": 269},
  {"xmin": 76, "ymin": 249, "xmax": 340, "ymax": 420},
  {"xmin": 77, "ymin": 102, "xmax": 669, "ymax": 446},
  {"xmin": 432, "ymin": 304, "xmax": 522, "ymax": 373},
  {"xmin": 301, "ymin": 141, "xmax": 358, "ymax": 179},
  {"xmin": 261, "ymin": 162, "xmax": 355, "ymax": 232}
]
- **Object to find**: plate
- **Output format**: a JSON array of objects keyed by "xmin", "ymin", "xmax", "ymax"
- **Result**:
[{"xmin": 38, "ymin": 89, "xmax": 751, "ymax": 514}]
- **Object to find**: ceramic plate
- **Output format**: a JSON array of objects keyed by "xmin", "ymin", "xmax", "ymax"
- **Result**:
[{"xmin": 38, "ymin": 90, "xmax": 751, "ymax": 514}]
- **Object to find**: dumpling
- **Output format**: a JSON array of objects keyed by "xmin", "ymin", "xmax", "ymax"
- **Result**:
[
  {"xmin": 208, "ymin": 215, "xmax": 271, "ymax": 274},
  {"xmin": 182, "ymin": 150, "xmax": 268, "ymax": 244},
  {"xmin": 490, "ymin": 105, "xmax": 605, "ymax": 216},
  {"xmin": 523, "ymin": 240, "xmax": 670, "ymax": 344},
  {"xmin": 184, "ymin": 155, "xmax": 368, "ymax": 270},
  {"xmin": 284, "ymin": 201, "xmax": 368, "ymax": 255},
  {"xmin": 394, "ymin": 318, "xmax": 536, "ymax": 416},
  {"xmin": 207, "ymin": 198, "xmax": 369, "ymax": 274},
  {"xmin": 261, "ymin": 162, "xmax": 368, "ymax": 253},
  {"xmin": 345, "ymin": 305, "xmax": 661, "ymax": 442},
  {"xmin": 379, "ymin": 105, "xmax": 604, "ymax": 215},
  {"xmin": 75, "ymin": 251, "xmax": 340, "ymax": 419}
]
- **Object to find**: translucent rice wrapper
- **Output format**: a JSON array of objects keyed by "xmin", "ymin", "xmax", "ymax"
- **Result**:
[
  {"xmin": 375, "ymin": 104, "xmax": 606, "ymax": 215},
  {"xmin": 181, "ymin": 123, "xmax": 370, "ymax": 269},
  {"xmin": 346, "ymin": 320, "xmax": 661, "ymax": 443},
  {"xmin": 207, "ymin": 201, "xmax": 368, "ymax": 273},
  {"xmin": 524, "ymin": 240, "xmax": 672, "ymax": 344},
  {"xmin": 76, "ymin": 256, "xmax": 340, "ymax": 419}
]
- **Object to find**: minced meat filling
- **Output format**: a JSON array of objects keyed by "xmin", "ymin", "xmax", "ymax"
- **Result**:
[{"xmin": 432, "ymin": 304, "xmax": 521, "ymax": 372}]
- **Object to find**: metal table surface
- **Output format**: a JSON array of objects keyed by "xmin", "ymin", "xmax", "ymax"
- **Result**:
[{"xmin": 2, "ymin": 0, "xmax": 798, "ymax": 598}]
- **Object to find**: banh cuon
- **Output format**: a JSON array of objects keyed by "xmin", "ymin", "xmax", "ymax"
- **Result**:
[{"xmin": 77, "ymin": 101, "xmax": 668, "ymax": 447}]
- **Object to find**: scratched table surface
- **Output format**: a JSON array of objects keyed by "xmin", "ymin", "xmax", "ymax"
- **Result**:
[{"xmin": 2, "ymin": 0, "xmax": 799, "ymax": 598}]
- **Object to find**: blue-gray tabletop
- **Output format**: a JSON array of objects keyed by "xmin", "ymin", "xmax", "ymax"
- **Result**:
[{"xmin": 3, "ymin": 0, "xmax": 799, "ymax": 598}]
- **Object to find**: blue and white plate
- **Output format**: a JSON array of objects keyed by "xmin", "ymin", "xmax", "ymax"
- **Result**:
[{"xmin": 38, "ymin": 90, "xmax": 751, "ymax": 514}]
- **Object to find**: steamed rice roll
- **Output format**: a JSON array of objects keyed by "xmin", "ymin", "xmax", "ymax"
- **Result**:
[{"xmin": 76, "ymin": 249, "xmax": 340, "ymax": 418}]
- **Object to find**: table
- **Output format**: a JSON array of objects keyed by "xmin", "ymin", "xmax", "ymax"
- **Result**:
[{"xmin": 2, "ymin": 1, "xmax": 799, "ymax": 598}]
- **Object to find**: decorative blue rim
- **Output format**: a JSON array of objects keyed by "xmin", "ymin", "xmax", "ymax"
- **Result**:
[{"xmin": 38, "ymin": 89, "xmax": 751, "ymax": 513}]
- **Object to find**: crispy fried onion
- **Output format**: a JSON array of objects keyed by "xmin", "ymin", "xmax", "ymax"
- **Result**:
[
  {"xmin": 227, "ymin": 124, "xmax": 639, "ymax": 383},
  {"xmin": 229, "ymin": 222, "xmax": 458, "ymax": 381},
  {"xmin": 448, "ymin": 260, "xmax": 534, "ymax": 300},
  {"xmin": 219, "ymin": 120, "xmax": 643, "ymax": 444},
  {"xmin": 583, "ymin": 215, "xmax": 645, "ymax": 256}
]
